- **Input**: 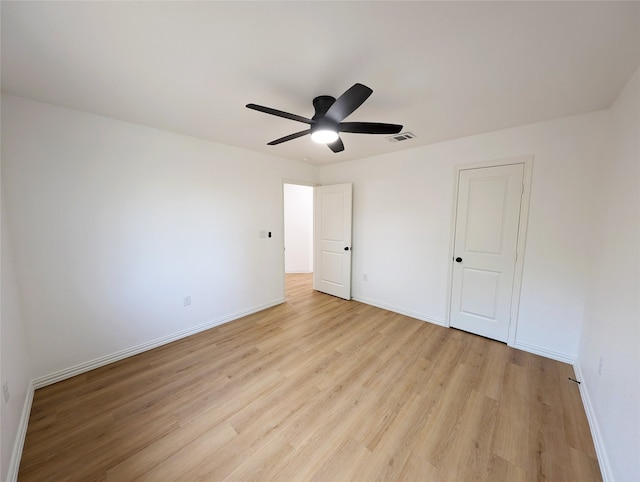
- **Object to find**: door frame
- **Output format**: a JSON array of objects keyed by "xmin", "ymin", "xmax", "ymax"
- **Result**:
[{"xmin": 445, "ymin": 155, "xmax": 533, "ymax": 347}]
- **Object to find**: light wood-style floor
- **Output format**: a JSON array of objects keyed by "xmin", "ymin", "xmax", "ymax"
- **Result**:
[{"xmin": 19, "ymin": 273, "xmax": 601, "ymax": 481}]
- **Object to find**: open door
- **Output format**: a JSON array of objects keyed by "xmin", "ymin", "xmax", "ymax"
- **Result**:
[{"xmin": 314, "ymin": 183, "xmax": 353, "ymax": 300}]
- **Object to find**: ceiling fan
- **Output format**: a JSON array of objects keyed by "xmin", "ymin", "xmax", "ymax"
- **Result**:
[{"xmin": 246, "ymin": 83, "xmax": 403, "ymax": 153}]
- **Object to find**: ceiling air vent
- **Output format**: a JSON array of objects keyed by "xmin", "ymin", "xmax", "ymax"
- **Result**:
[{"xmin": 387, "ymin": 132, "xmax": 416, "ymax": 143}]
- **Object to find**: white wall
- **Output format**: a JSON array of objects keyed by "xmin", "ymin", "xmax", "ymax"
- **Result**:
[
  {"xmin": 578, "ymin": 68, "xmax": 639, "ymax": 481},
  {"xmin": 1, "ymin": 94, "xmax": 316, "ymax": 381},
  {"xmin": 284, "ymin": 183, "xmax": 313, "ymax": 273},
  {"xmin": 1, "ymin": 194, "xmax": 32, "ymax": 482},
  {"xmin": 319, "ymin": 110, "xmax": 607, "ymax": 362}
]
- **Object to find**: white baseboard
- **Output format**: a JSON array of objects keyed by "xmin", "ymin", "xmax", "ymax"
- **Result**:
[
  {"xmin": 33, "ymin": 298, "xmax": 284, "ymax": 389},
  {"xmin": 6, "ymin": 380, "xmax": 35, "ymax": 482},
  {"xmin": 573, "ymin": 363, "xmax": 613, "ymax": 482},
  {"xmin": 513, "ymin": 340, "xmax": 576, "ymax": 364},
  {"xmin": 351, "ymin": 295, "xmax": 446, "ymax": 327}
]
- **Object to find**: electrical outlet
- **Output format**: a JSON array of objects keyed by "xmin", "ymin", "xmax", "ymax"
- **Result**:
[
  {"xmin": 2, "ymin": 381, "xmax": 9, "ymax": 403},
  {"xmin": 598, "ymin": 357, "xmax": 603, "ymax": 376},
  {"xmin": 363, "ymin": 273, "xmax": 368, "ymax": 281},
  {"xmin": 183, "ymin": 296, "xmax": 191, "ymax": 307}
]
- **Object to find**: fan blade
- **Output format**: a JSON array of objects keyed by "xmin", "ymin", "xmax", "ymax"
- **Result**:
[
  {"xmin": 324, "ymin": 83, "xmax": 373, "ymax": 123},
  {"xmin": 246, "ymin": 104, "xmax": 313, "ymax": 124},
  {"xmin": 267, "ymin": 129, "xmax": 311, "ymax": 145},
  {"xmin": 328, "ymin": 137, "xmax": 345, "ymax": 153},
  {"xmin": 339, "ymin": 122, "xmax": 403, "ymax": 134}
]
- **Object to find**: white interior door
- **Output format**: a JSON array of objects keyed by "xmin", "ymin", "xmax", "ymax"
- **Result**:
[
  {"xmin": 450, "ymin": 164, "xmax": 524, "ymax": 342},
  {"xmin": 314, "ymin": 183, "xmax": 352, "ymax": 300}
]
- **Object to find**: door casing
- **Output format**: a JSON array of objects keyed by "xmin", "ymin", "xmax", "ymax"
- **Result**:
[{"xmin": 445, "ymin": 156, "xmax": 533, "ymax": 347}]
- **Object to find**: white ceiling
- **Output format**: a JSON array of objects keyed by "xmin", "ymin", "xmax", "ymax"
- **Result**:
[{"xmin": 2, "ymin": 1, "xmax": 639, "ymax": 166}]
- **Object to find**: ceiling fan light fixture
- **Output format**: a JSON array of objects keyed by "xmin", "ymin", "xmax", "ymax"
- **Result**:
[
  {"xmin": 246, "ymin": 83, "xmax": 403, "ymax": 153},
  {"xmin": 310, "ymin": 128, "xmax": 339, "ymax": 144}
]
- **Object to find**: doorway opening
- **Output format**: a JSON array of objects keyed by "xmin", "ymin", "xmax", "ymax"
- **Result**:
[{"xmin": 283, "ymin": 183, "xmax": 314, "ymax": 296}]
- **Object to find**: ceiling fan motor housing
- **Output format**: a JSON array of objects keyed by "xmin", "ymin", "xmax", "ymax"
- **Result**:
[{"xmin": 312, "ymin": 95, "xmax": 336, "ymax": 119}]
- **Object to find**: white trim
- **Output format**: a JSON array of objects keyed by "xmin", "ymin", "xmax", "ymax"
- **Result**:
[
  {"xmin": 7, "ymin": 380, "xmax": 35, "ymax": 482},
  {"xmin": 573, "ymin": 363, "xmax": 613, "ymax": 482},
  {"xmin": 281, "ymin": 178, "xmax": 317, "ymax": 188},
  {"xmin": 446, "ymin": 155, "xmax": 534, "ymax": 349},
  {"xmin": 352, "ymin": 295, "xmax": 446, "ymax": 327},
  {"xmin": 33, "ymin": 298, "xmax": 284, "ymax": 389},
  {"xmin": 507, "ymin": 157, "xmax": 533, "ymax": 346},
  {"xmin": 513, "ymin": 340, "xmax": 576, "ymax": 365},
  {"xmin": 444, "ymin": 163, "xmax": 458, "ymax": 327}
]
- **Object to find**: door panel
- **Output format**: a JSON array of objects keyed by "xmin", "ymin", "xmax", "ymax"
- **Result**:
[
  {"xmin": 320, "ymin": 251, "xmax": 343, "ymax": 285},
  {"xmin": 450, "ymin": 164, "xmax": 524, "ymax": 342},
  {"xmin": 460, "ymin": 268, "xmax": 500, "ymax": 319},
  {"xmin": 314, "ymin": 183, "xmax": 352, "ymax": 300},
  {"xmin": 320, "ymin": 192, "xmax": 345, "ymax": 240},
  {"xmin": 466, "ymin": 177, "xmax": 508, "ymax": 254}
]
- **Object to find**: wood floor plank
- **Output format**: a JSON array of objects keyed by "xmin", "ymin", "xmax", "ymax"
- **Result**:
[
  {"xmin": 18, "ymin": 273, "xmax": 602, "ymax": 481},
  {"xmin": 491, "ymin": 360, "xmax": 531, "ymax": 471},
  {"xmin": 105, "ymin": 415, "xmax": 236, "ymax": 480},
  {"xmin": 486, "ymin": 453, "xmax": 528, "ymax": 482},
  {"xmin": 355, "ymin": 392, "xmax": 430, "ymax": 481}
]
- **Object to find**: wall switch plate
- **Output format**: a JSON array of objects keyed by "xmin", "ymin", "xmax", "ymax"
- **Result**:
[
  {"xmin": 363, "ymin": 274, "xmax": 368, "ymax": 281},
  {"xmin": 598, "ymin": 357, "xmax": 603, "ymax": 376},
  {"xmin": 2, "ymin": 381, "xmax": 9, "ymax": 403},
  {"xmin": 183, "ymin": 296, "xmax": 192, "ymax": 307}
]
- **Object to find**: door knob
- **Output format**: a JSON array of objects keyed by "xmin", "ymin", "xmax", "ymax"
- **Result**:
[
  {"xmin": 455, "ymin": 257, "xmax": 462, "ymax": 263},
  {"xmin": 344, "ymin": 247, "xmax": 351, "ymax": 251}
]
